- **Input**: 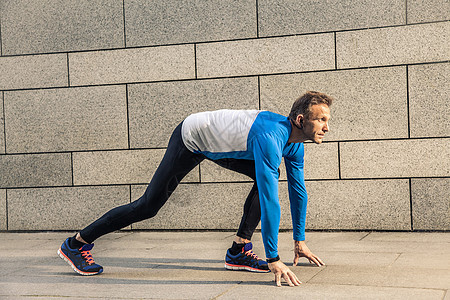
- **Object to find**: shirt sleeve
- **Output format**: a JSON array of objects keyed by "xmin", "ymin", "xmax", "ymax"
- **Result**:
[
  {"xmin": 284, "ymin": 149, "xmax": 308, "ymax": 241},
  {"xmin": 251, "ymin": 133, "xmax": 283, "ymax": 259}
]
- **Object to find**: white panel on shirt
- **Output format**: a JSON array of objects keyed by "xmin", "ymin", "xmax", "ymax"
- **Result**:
[{"xmin": 181, "ymin": 109, "xmax": 261, "ymax": 153}]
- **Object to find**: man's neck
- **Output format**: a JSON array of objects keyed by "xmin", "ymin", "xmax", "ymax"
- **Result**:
[{"xmin": 288, "ymin": 120, "xmax": 307, "ymax": 143}]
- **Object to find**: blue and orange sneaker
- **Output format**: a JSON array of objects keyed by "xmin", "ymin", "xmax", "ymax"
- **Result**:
[
  {"xmin": 58, "ymin": 238, "xmax": 103, "ymax": 276},
  {"xmin": 225, "ymin": 242, "xmax": 270, "ymax": 273}
]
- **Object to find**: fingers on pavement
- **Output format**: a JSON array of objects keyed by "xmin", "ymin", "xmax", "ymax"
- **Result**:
[
  {"xmin": 293, "ymin": 256, "xmax": 299, "ymax": 266},
  {"xmin": 275, "ymin": 271, "xmax": 302, "ymax": 287},
  {"xmin": 311, "ymin": 255, "xmax": 325, "ymax": 266},
  {"xmin": 275, "ymin": 273, "xmax": 282, "ymax": 287}
]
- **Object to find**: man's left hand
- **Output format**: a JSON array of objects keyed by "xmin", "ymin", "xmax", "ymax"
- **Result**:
[{"xmin": 293, "ymin": 240, "xmax": 325, "ymax": 267}]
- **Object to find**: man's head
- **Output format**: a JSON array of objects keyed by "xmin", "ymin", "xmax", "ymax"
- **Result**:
[{"xmin": 289, "ymin": 91, "xmax": 334, "ymax": 144}]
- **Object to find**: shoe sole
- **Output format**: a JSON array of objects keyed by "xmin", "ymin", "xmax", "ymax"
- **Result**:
[
  {"xmin": 57, "ymin": 248, "xmax": 103, "ymax": 276},
  {"xmin": 224, "ymin": 263, "xmax": 270, "ymax": 273}
]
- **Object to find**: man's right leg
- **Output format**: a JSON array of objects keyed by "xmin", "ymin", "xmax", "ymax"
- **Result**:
[{"xmin": 58, "ymin": 122, "xmax": 204, "ymax": 275}]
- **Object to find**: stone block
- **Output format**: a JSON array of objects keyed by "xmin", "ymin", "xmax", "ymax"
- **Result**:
[
  {"xmin": 304, "ymin": 143, "xmax": 339, "ymax": 180},
  {"xmin": 128, "ymin": 77, "xmax": 259, "ymax": 148},
  {"xmin": 278, "ymin": 231, "xmax": 368, "ymax": 246},
  {"xmin": 222, "ymin": 283, "xmax": 444, "ymax": 300},
  {"xmin": 131, "ymin": 183, "xmax": 254, "ymax": 229},
  {"xmin": 0, "ymin": 153, "xmax": 72, "ymax": 188},
  {"xmin": 312, "ymin": 251, "xmax": 399, "ymax": 267},
  {"xmin": 200, "ymin": 160, "xmax": 251, "ymax": 183},
  {"xmin": 409, "ymin": 62, "xmax": 449, "ymax": 138},
  {"xmin": 340, "ymin": 139, "xmax": 450, "ymax": 178},
  {"xmin": 196, "ymin": 33, "xmax": 335, "ymax": 78},
  {"xmin": 73, "ymin": 149, "xmax": 199, "ymax": 186},
  {"xmin": 125, "ymin": 0, "xmax": 256, "ymax": 47},
  {"xmin": 279, "ymin": 180, "xmax": 411, "ymax": 230},
  {"xmin": 337, "ymin": 22, "xmax": 450, "ymax": 68},
  {"xmin": 133, "ymin": 179, "xmax": 410, "ymax": 231},
  {"xmin": 309, "ymin": 265, "xmax": 450, "ymax": 290},
  {"xmin": 325, "ymin": 233, "xmax": 449, "ymax": 254},
  {"xmin": 411, "ymin": 178, "xmax": 450, "ymax": 230},
  {"xmin": 0, "ymin": 277, "xmax": 236, "ymax": 300},
  {"xmin": 7, "ymin": 186, "xmax": 130, "ymax": 230},
  {"xmin": 69, "ymin": 45, "xmax": 195, "ymax": 86},
  {"xmin": 200, "ymin": 142, "xmax": 339, "ymax": 182},
  {"xmin": 0, "ymin": 189, "xmax": 5, "ymax": 230},
  {"xmin": 393, "ymin": 252, "xmax": 450, "ymax": 269},
  {"xmin": 363, "ymin": 232, "xmax": 450, "ymax": 243},
  {"xmin": 260, "ymin": 66, "xmax": 408, "ymax": 141},
  {"xmin": 258, "ymin": 0, "xmax": 405, "ymax": 37},
  {"xmin": 407, "ymin": 0, "xmax": 450, "ymax": 23},
  {"xmin": 4, "ymin": 86, "xmax": 128, "ymax": 153},
  {"xmin": 0, "ymin": 0, "xmax": 124, "ymax": 55},
  {"xmin": 0, "ymin": 54, "xmax": 68, "ymax": 90}
]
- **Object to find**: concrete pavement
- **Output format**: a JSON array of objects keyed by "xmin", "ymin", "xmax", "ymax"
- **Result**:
[{"xmin": 0, "ymin": 231, "xmax": 449, "ymax": 299}]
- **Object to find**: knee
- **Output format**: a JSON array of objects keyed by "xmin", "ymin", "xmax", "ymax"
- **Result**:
[{"xmin": 130, "ymin": 195, "xmax": 159, "ymax": 219}]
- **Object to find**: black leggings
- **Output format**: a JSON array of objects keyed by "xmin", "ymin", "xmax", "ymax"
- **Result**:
[{"xmin": 80, "ymin": 122, "xmax": 262, "ymax": 243}]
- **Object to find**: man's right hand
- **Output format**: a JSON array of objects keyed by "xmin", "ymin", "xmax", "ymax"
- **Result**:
[{"xmin": 268, "ymin": 260, "xmax": 302, "ymax": 287}]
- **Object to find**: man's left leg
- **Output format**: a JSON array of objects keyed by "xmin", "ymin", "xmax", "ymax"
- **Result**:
[{"xmin": 211, "ymin": 158, "xmax": 270, "ymax": 272}]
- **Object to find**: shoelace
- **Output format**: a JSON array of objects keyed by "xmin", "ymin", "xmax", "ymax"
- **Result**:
[
  {"xmin": 80, "ymin": 249, "xmax": 95, "ymax": 265},
  {"xmin": 244, "ymin": 249, "xmax": 260, "ymax": 260}
]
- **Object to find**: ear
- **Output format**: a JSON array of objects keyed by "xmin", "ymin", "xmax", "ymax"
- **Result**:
[{"xmin": 295, "ymin": 114, "xmax": 304, "ymax": 129}]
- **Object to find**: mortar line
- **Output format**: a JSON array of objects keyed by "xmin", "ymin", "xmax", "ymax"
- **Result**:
[
  {"xmin": 406, "ymin": 65, "xmax": 411, "ymax": 138},
  {"xmin": 257, "ymin": 76, "xmax": 261, "ymax": 109},
  {"xmin": 130, "ymin": 187, "xmax": 134, "ymax": 229},
  {"xmin": 409, "ymin": 178, "xmax": 414, "ymax": 230},
  {"xmin": 306, "ymin": 266, "xmax": 326, "ymax": 283},
  {"xmin": 358, "ymin": 231, "xmax": 371, "ymax": 241},
  {"xmin": 70, "ymin": 152, "xmax": 74, "ymax": 186},
  {"xmin": 2, "ymin": 91, "xmax": 6, "ymax": 153},
  {"xmin": 390, "ymin": 252, "xmax": 402, "ymax": 266},
  {"xmin": 5, "ymin": 189, "xmax": 8, "ymax": 230},
  {"xmin": 125, "ymin": 84, "xmax": 130, "ymax": 149},
  {"xmin": 255, "ymin": 0, "xmax": 259, "ymax": 38},
  {"xmin": 212, "ymin": 281, "xmax": 243, "ymax": 299},
  {"xmin": 66, "ymin": 53, "xmax": 70, "ymax": 86},
  {"xmin": 112, "ymin": 230, "xmax": 135, "ymax": 241},
  {"xmin": 194, "ymin": 44, "xmax": 198, "ymax": 79},
  {"xmin": 223, "ymin": 233, "xmax": 236, "ymax": 240},
  {"xmin": 0, "ymin": 12, "xmax": 3, "ymax": 56},
  {"xmin": 334, "ymin": 32, "xmax": 337, "ymax": 69},
  {"xmin": 122, "ymin": 0, "xmax": 127, "ymax": 47},
  {"xmin": 337, "ymin": 142, "xmax": 342, "ymax": 179}
]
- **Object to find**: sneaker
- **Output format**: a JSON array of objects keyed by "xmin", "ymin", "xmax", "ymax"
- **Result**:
[
  {"xmin": 225, "ymin": 242, "xmax": 270, "ymax": 273},
  {"xmin": 58, "ymin": 238, "xmax": 103, "ymax": 276}
]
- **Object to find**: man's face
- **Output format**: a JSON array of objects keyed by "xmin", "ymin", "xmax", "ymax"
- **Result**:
[{"xmin": 301, "ymin": 104, "xmax": 331, "ymax": 144}]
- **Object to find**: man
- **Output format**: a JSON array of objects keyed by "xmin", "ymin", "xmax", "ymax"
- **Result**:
[{"xmin": 58, "ymin": 91, "xmax": 332, "ymax": 287}]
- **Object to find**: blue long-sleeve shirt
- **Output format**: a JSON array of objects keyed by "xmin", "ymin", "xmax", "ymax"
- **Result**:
[{"xmin": 181, "ymin": 110, "xmax": 308, "ymax": 258}]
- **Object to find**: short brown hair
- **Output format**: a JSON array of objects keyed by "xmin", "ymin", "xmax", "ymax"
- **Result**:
[{"xmin": 288, "ymin": 91, "xmax": 334, "ymax": 121}]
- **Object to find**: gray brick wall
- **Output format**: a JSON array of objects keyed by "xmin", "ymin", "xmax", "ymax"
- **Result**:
[{"xmin": 0, "ymin": 0, "xmax": 448, "ymax": 232}]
